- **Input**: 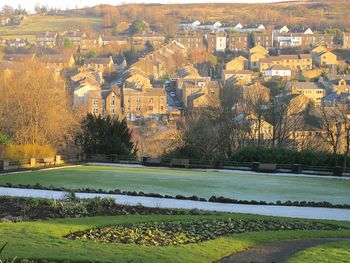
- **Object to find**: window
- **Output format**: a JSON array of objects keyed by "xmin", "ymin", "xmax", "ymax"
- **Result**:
[
  {"xmin": 149, "ymin": 98, "xmax": 153, "ymax": 103},
  {"xmin": 93, "ymin": 108, "xmax": 99, "ymax": 114},
  {"xmin": 136, "ymin": 105, "xmax": 141, "ymax": 111},
  {"xmin": 111, "ymin": 99, "xmax": 115, "ymax": 106},
  {"xmin": 111, "ymin": 108, "xmax": 115, "ymax": 114},
  {"xmin": 136, "ymin": 98, "xmax": 141, "ymax": 103},
  {"xmin": 92, "ymin": 99, "xmax": 98, "ymax": 106},
  {"xmin": 148, "ymin": 105, "xmax": 153, "ymax": 111}
]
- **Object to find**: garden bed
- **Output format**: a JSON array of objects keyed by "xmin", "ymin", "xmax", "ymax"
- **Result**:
[
  {"xmin": 66, "ymin": 219, "xmax": 345, "ymax": 246},
  {"xmin": 0, "ymin": 195, "xmax": 214, "ymax": 222}
]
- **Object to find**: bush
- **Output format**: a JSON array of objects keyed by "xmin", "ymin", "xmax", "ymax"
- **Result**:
[
  {"xmin": 231, "ymin": 146, "xmax": 347, "ymax": 168},
  {"xmin": 5, "ymin": 144, "xmax": 56, "ymax": 161}
]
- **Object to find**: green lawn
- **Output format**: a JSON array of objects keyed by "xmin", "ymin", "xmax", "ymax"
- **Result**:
[
  {"xmin": 287, "ymin": 240, "xmax": 350, "ymax": 263},
  {"xmin": 1, "ymin": 213, "xmax": 350, "ymax": 263},
  {"xmin": 0, "ymin": 165, "xmax": 349, "ymax": 204},
  {"xmin": 0, "ymin": 15, "xmax": 102, "ymax": 37}
]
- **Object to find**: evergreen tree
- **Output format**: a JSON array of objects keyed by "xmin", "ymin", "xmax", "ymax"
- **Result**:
[{"xmin": 78, "ymin": 114, "xmax": 136, "ymax": 157}]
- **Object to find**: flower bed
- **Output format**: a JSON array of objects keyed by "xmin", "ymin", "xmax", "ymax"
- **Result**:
[{"xmin": 66, "ymin": 219, "xmax": 344, "ymax": 246}]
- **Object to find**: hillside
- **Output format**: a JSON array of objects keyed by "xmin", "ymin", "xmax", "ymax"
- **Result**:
[{"xmin": 0, "ymin": 0, "xmax": 349, "ymax": 40}]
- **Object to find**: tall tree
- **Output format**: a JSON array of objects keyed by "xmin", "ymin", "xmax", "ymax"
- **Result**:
[
  {"xmin": 0, "ymin": 60, "xmax": 77, "ymax": 147},
  {"xmin": 77, "ymin": 114, "xmax": 136, "ymax": 157}
]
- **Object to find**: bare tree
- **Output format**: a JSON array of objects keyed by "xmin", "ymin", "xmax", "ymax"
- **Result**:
[{"xmin": 0, "ymin": 60, "xmax": 78, "ymax": 149}]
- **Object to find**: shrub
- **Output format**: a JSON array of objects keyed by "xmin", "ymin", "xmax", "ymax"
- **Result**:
[
  {"xmin": 231, "ymin": 146, "xmax": 348, "ymax": 167},
  {"xmin": 5, "ymin": 144, "xmax": 56, "ymax": 161}
]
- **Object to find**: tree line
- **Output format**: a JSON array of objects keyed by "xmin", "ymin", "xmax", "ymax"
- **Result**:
[{"xmin": 0, "ymin": 60, "xmax": 135, "ymax": 160}]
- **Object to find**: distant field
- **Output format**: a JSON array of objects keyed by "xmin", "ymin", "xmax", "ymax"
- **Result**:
[
  {"xmin": 0, "ymin": 165, "xmax": 349, "ymax": 204},
  {"xmin": 0, "ymin": 15, "xmax": 102, "ymax": 38}
]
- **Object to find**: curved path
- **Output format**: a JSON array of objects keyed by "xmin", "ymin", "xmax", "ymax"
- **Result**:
[
  {"xmin": 1, "ymin": 187, "xmax": 350, "ymax": 221},
  {"xmin": 216, "ymin": 238, "xmax": 350, "ymax": 263}
]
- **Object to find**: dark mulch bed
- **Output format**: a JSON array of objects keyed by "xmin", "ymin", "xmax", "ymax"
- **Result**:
[
  {"xmin": 66, "ymin": 219, "xmax": 344, "ymax": 246},
  {"xmin": 0, "ymin": 195, "xmax": 214, "ymax": 222}
]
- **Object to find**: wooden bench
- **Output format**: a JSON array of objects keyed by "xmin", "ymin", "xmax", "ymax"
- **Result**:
[
  {"xmin": 43, "ymin": 157, "xmax": 55, "ymax": 166},
  {"xmin": 258, "ymin": 163, "xmax": 277, "ymax": 173},
  {"xmin": 143, "ymin": 158, "xmax": 162, "ymax": 166},
  {"xmin": 170, "ymin": 158, "xmax": 190, "ymax": 168}
]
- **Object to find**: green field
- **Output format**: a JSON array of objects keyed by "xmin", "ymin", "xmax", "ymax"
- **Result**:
[
  {"xmin": 0, "ymin": 165, "xmax": 349, "ymax": 204},
  {"xmin": 0, "ymin": 15, "xmax": 102, "ymax": 37},
  {"xmin": 1, "ymin": 213, "xmax": 350, "ymax": 263},
  {"xmin": 287, "ymin": 240, "xmax": 350, "ymax": 263}
]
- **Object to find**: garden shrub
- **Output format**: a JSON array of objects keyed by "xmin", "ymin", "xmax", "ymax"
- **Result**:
[
  {"xmin": 5, "ymin": 144, "xmax": 56, "ymax": 161},
  {"xmin": 231, "ymin": 146, "xmax": 348, "ymax": 167}
]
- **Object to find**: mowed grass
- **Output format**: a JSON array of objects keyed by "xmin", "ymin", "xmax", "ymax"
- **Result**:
[
  {"xmin": 0, "ymin": 15, "xmax": 102, "ymax": 36},
  {"xmin": 287, "ymin": 240, "xmax": 350, "ymax": 263},
  {"xmin": 0, "ymin": 165, "xmax": 349, "ymax": 204},
  {"xmin": 1, "ymin": 213, "xmax": 350, "ymax": 263}
]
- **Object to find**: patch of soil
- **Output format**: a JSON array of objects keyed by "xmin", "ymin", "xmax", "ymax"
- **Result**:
[{"xmin": 215, "ymin": 238, "xmax": 350, "ymax": 263}]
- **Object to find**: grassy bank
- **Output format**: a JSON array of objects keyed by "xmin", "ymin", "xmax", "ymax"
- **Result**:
[{"xmin": 1, "ymin": 213, "xmax": 350, "ymax": 263}]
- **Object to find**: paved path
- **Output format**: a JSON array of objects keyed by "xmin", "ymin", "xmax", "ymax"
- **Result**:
[
  {"xmin": 1, "ymin": 187, "xmax": 350, "ymax": 221},
  {"xmin": 216, "ymin": 238, "xmax": 350, "ymax": 263}
]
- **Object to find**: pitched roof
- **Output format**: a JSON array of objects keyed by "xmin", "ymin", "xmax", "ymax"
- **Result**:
[
  {"xmin": 289, "ymin": 82, "xmax": 323, "ymax": 90},
  {"xmin": 41, "ymin": 54, "xmax": 73, "ymax": 64},
  {"xmin": 269, "ymin": 65, "xmax": 291, "ymax": 71},
  {"xmin": 85, "ymin": 57, "xmax": 112, "ymax": 65}
]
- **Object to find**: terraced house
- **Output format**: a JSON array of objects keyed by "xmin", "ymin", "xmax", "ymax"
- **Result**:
[
  {"xmin": 131, "ymin": 41, "xmax": 187, "ymax": 80},
  {"xmin": 259, "ymin": 54, "xmax": 312, "ymax": 73},
  {"xmin": 311, "ymin": 46, "xmax": 337, "ymax": 67},
  {"xmin": 131, "ymin": 33, "xmax": 165, "ymax": 49},
  {"xmin": 288, "ymin": 82, "xmax": 325, "ymax": 106},
  {"xmin": 206, "ymin": 32, "xmax": 226, "ymax": 53},
  {"xmin": 123, "ymin": 87, "xmax": 166, "ymax": 121},
  {"xmin": 253, "ymin": 31, "xmax": 273, "ymax": 49},
  {"xmin": 343, "ymin": 32, "xmax": 350, "ymax": 49},
  {"xmin": 227, "ymin": 32, "xmax": 249, "ymax": 51},
  {"xmin": 174, "ymin": 33, "xmax": 204, "ymax": 50},
  {"xmin": 180, "ymin": 78, "xmax": 220, "ymax": 111},
  {"xmin": 84, "ymin": 56, "xmax": 115, "ymax": 74},
  {"xmin": 249, "ymin": 45, "xmax": 269, "ymax": 70},
  {"xmin": 36, "ymin": 31, "xmax": 58, "ymax": 48}
]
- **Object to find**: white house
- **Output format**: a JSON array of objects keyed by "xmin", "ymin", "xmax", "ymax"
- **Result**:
[
  {"xmin": 273, "ymin": 25, "xmax": 290, "ymax": 41},
  {"xmin": 234, "ymin": 23, "xmax": 243, "ymax": 30},
  {"xmin": 197, "ymin": 21, "xmax": 222, "ymax": 31},
  {"xmin": 73, "ymin": 78, "xmax": 101, "ymax": 109},
  {"xmin": 240, "ymin": 24, "xmax": 265, "ymax": 32},
  {"xmin": 276, "ymin": 25, "xmax": 289, "ymax": 34},
  {"xmin": 291, "ymin": 34, "xmax": 302, "ymax": 46},
  {"xmin": 304, "ymin": 28, "xmax": 313, "ymax": 35},
  {"xmin": 264, "ymin": 65, "xmax": 291, "ymax": 79},
  {"xmin": 178, "ymin": 20, "xmax": 201, "ymax": 30},
  {"xmin": 276, "ymin": 35, "xmax": 292, "ymax": 47}
]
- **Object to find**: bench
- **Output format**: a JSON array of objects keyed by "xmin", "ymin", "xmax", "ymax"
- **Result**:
[
  {"xmin": 258, "ymin": 163, "xmax": 277, "ymax": 173},
  {"xmin": 143, "ymin": 157, "xmax": 162, "ymax": 166},
  {"xmin": 43, "ymin": 157, "xmax": 55, "ymax": 166},
  {"xmin": 170, "ymin": 158, "xmax": 190, "ymax": 168},
  {"xmin": 252, "ymin": 162, "xmax": 277, "ymax": 173}
]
